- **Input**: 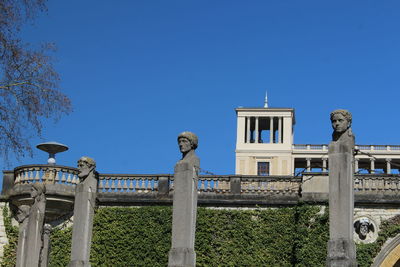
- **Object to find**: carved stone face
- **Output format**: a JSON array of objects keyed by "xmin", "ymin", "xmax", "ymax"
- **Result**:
[
  {"xmin": 360, "ymin": 222, "xmax": 369, "ymax": 237},
  {"xmin": 178, "ymin": 137, "xmax": 192, "ymax": 154},
  {"xmin": 30, "ymin": 187, "xmax": 38, "ymax": 198},
  {"xmin": 78, "ymin": 159, "xmax": 93, "ymax": 179},
  {"xmin": 331, "ymin": 113, "xmax": 350, "ymax": 133}
]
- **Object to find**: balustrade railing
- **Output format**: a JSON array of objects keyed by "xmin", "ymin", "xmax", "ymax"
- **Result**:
[
  {"xmin": 10, "ymin": 166, "xmax": 400, "ymax": 198},
  {"xmin": 241, "ymin": 177, "xmax": 300, "ymax": 194},
  {"xmin": 14, "ymin": 165, "xmax": 79, "ymax": 186},
  {"xmin": 98, "ymin": 174, "xmax": 161, "ymax": 193},
  {"xmin": 294, "ymin": 144, "xmax": 400, "ymax": 152},
  {"xmin": 354, "ymin": 175, "xmax": 400, "ymax": 193}
]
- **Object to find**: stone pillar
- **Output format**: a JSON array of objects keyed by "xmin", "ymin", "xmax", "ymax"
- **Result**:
[
  {"xmin": 40, "ymin": 224, "xmax": 52, "ymax": 267},
  {"xmin": 370, "ymin": 159, "xmax": 375, "ymax": 174},
  {"xmin": 1, "ymin": 171, "xmax": 14, "ymax": 195},
  {"xmin": 169, "ymin": 132, "xmax": 200, "ymax": 267},
  {"xmin": 306, "ymin": 158, "xmax": 311, "ymax": 172},
  {"xmin": 68, "ymin": 157, "xmax": 98, "ymax": 267},
  {"xmin": 269, "ymin": 117, "xmax": 274, "ymax": 143},
  {"xmin": 255, "ymin": 117, "xmax": 259, "ymax": 143},
  {"xmin": 246, "ymin": 117, "xmax": 251, "ymax": 143},
  {"xmin": 15, "ymin": 205, "xmax": 30, "ymax": 267},
  {"xmin": 354, "ymin": 158, "xmax": 359, "ymax": 173},
  {"xmin": 386, "ymin": 159, "xmax": 392, "ymax": 174},
  {"xmin": 17, "ymin": 183, "xmax": 47, "ymax": 267},
  {"xmin": 278, "ymin": 117, "xmax": 282, "ymax": 143},
  {"xmin": 327, "ymin": 109, "xmax": 357, "ymax": 267},
  {"xmin": 322, "ymin": 157, "xmax": 327, "ymax": 172}
]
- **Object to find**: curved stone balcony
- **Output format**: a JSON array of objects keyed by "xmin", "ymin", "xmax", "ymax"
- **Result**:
[{"xmin": 4, "ymin": 164, "xmax": 78, "ymax": 222}]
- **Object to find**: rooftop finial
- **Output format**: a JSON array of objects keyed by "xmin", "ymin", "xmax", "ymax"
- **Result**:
[{"xmin": 264, "ymin": 91, "xmax": 268, "ymax": 108}]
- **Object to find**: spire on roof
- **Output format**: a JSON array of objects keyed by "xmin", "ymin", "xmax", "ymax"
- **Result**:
[{"xmin": 264, "ymin": 91, "xmax": 268, "ymax": 108}]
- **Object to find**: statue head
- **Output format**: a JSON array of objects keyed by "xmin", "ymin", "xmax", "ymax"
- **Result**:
[
  {"xmin": 354, "ymin": 218, "xmax": 374, "ymax": 240},
  {"xmin": 177, "ymin": 132, "xmax": 198, "ymax": 155},
  {"xmin": 330, "ymin": 109, "xmax": 352, "ymax": 134},
  {"xmin": 31, "ymin": 183, "xmax": 46, "ymax": 199},
  {"xmin": 77, "ymin": 156, "xmax": 96, "ymax": 179}
]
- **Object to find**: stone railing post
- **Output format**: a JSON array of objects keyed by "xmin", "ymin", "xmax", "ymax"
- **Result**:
[
  {"xmin": 2, "ymin": 171, "xmax": 14, "ymax": 195},
  {"xmin": 158, "ymin": 176, "xmax": 170, "ymax": 196},
  {"xmin": 68, "ymin": 157, "xmax": 98, "ymax": 267},
  {"xmin": 230, "ymin": 176, "xmax": 241, "ymax": 194}
]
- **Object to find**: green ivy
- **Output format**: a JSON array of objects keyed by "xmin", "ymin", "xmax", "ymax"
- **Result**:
[
  {"xmin": 2, "ymin": 204, "xmax": 400, "ymax": 266},
  {"xmin": 1, "ymin": 205, "xmax": 18, "ymax": 267}
]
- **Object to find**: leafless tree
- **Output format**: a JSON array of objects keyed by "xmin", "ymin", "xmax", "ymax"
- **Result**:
[{"xmin": 0, "ymin": 0, "xmax": 72, "ymax": 162}]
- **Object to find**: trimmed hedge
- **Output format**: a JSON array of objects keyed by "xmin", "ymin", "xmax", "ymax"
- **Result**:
[{"xmin": 2, "ymin": 204, "xmax": 399, "ymax": 266}]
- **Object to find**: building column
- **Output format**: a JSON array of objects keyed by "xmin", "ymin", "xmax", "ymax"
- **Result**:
[
  {"xmin": 370, "ymin": 159, "xmax": 375, "ymax": 174},
  {"xmin": 354, "ymin": 158, "xmax": 359, "ymax": 173},
  {"xmin": 255, "ymin": 117, "xmax": 259, "ymax": 143},
  {"xmin": 278, "ymin": 117, "xmax": 282, "ymax": 143},
  {"xmin": 386, "ymin": 158, "xmax": 392, "ymax": 174},
  {"xmin": 306, "ymin": 158, "xmax": 311, "ymax": 172},
  {"xmin": 269, "ymin": 117, "xmax": 274, "ymax": 143},
  {"xmin": 246, "ymin": 117, "xmax": 251, "ymax": 143},
  {"xmin": 322, "ymin": 157, "xmax": 327, "ymax": 172}
]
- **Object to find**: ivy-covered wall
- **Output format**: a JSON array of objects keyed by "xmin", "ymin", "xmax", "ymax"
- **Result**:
[{"xmin": 1, "ymin": 204, "xmax": 400, "ymax": 266}]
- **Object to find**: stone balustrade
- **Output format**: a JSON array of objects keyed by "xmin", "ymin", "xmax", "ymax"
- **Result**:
[
  {"xmin": 293, "ymin": 144, "xmax": 400, "ymax": 151},
  {"xmin": 3, "ymin": 165, "xmax": 400, "ymax": 206},
  {"xmin": 98, "ymin": 174, "xmax": 160, "ymax": 193},
  {"xmin": 355, "ymin": 175, "xmax": 400, "ymax": 192},
  {"xmin": 13, "ymin": 165, "xmax": 79, "ymax": 186}
]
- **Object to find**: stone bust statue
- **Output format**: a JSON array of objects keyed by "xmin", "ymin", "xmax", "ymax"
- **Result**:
[
  {"xmin": 77, "ymin": 156, "xmax": 97, "ymax": 193},
  {"xmin": 177, "ymin": 131, "xmax": 200, "ymax": 169},
  {"xmin": 329, "ymin": 109, "xmax": 355, "ymax": 152},
  {"xmin": 77, "ymin": 156, "xmax": 96, "ymax": 180}
]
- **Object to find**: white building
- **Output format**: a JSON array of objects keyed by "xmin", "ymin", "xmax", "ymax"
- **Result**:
[{"xmin": 235, "ymin": 104, "xmax": 400, "ymax": 176}]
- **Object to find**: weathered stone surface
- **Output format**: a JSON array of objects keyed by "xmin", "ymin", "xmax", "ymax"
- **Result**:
[
  {"xmin": 16, "ymin": 183, "xmax": 47, "ymax": 267},
  {"xmin": 327, "ymin": 109, "xmax": 357, "ymax": 267},
  {"xmin": 168, "ymin": 132, "xmax": 199, "ymax": 267},
  {"xmin": 68, "ymin": 157, "xmax": 97, "ymax": 267},
  {"xmin": 40, "ymin": 224, "xmax": 52, "ymax": 267}
]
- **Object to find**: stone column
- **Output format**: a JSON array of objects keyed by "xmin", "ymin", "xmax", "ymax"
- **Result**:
[
  {"xmin": 15, "ymin": 205, "xmax": 30, "ymax": 267},
  {"xmin": 40, "ymin": 224, "xmax": 52, "ymax": 267},
  {"xmin": 322, "ymin": 157, "xmax": 327, "ymax": 172},
  {"xmin": 246, "ymin": 117, "xmax": 251, "ymax": 143},
  {"xmin": 278, "ymin": 117, "xmax": 282, "ymax": 143},
  {"xmin": 306, "ymin": 158, "xmax": 311, "ymax": 172},
  {"xmin": 169, "ymin": 132, "xmax": 200, "ymax": 267},
  {"xmin": 17, "ymin": 183, "xmax": 47, "ymax": 267},
  {"xmin": 255, "ymin": 117, "xmax": 259, "ymax": 143},
  {"xmin": 370, "ymin": 159, "xmax": 375, "ymax": 174},
  {"xmin": 327, "ymin": 109, "xmax": 357, "ymax": 267},
  {"xmin": 68, "ymin": 157, "xmax": 98, "ymax": 267},
  {"xmin": 269, "ymin": 117, "xmax": 274, "ymax": 143},
  {"xmin": 386, "ymin": 159, "xmax": 392, "ymax": 174},
  {"xmin": 354, "ymin": 158, "xmax": 359, "ymax": 173}
]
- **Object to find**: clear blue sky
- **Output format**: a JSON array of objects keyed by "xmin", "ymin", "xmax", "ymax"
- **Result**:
[{"xmin": 2, "ymin": 0, "xmax": 400, "ymax": 177}]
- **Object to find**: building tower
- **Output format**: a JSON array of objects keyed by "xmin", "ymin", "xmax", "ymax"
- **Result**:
[{"xmin": 235, "ymin": 102, "xmax": 295, "ymax": 176}]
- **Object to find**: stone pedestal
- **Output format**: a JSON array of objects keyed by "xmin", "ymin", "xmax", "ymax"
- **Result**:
[
  {"xmin": 168, "ymin": 162, "xmax": 198, "ymax": 267},
  {"xmin": 68, "ymin": 172, "xmax": 97, "ymax": 267},
  {"xmin": 327, "ymin": 143, "xmax": 357, "ymax": 267}
]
